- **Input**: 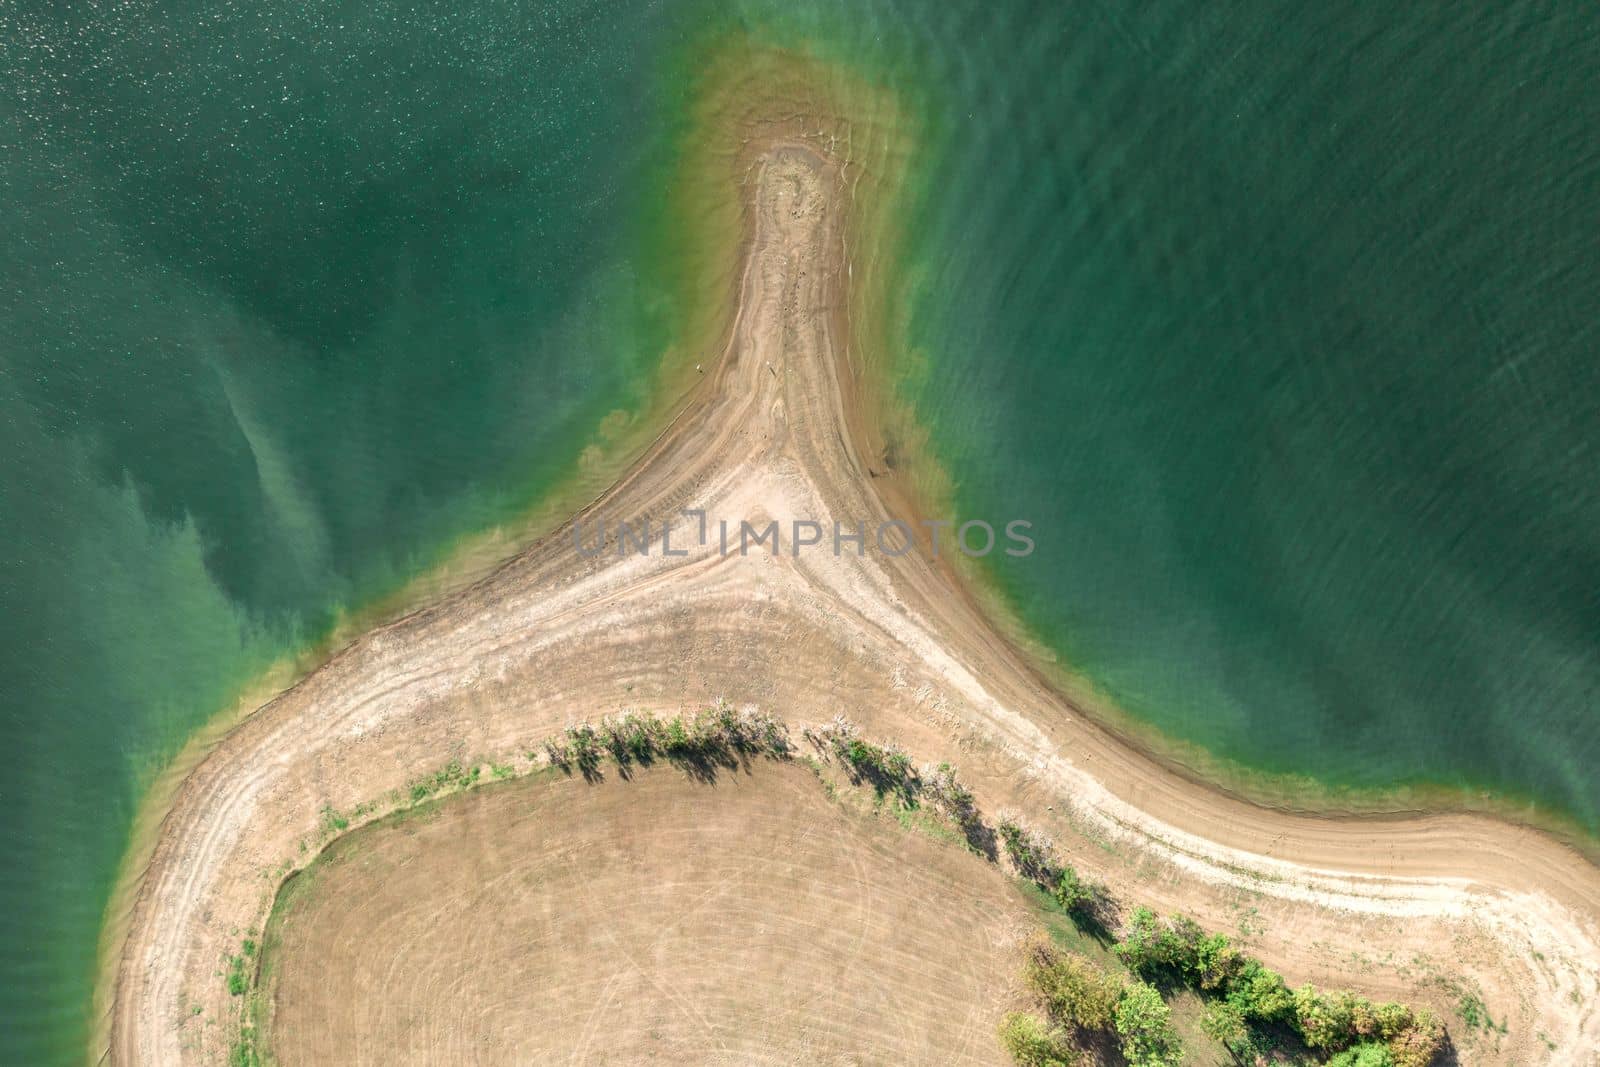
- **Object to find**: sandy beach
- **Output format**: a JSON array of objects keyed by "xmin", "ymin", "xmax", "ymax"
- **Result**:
[{"xmin": 100, "ymin": 137, "xmax": 1600, "ymax": 1065}]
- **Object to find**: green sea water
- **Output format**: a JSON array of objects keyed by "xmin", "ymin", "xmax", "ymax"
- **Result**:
[{"xmin": 3, "ymin": 2, "xmax": 1598, "ymax": 1062}]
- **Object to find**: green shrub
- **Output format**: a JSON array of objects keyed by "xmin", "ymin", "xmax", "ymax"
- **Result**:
[
  {"xmin": 1375, "ymin": 1001, "xmax": 1417, "ymax": 1039},
  {"xmin": 1293, "ymin": 985, "xmax": 1360, "ymax": 1049},
  {"xmin": 1113, "ymin": 982, "xmax": 1181, "ymax": 1066},
  {"xmin": 1191, "ymin": 929, "xmax": 1242, "ymax": 990},
  {"xmin": 1113, "ymin": 908, "xmax": 1177, "ymax": 975},
  {"xmin": 998, "ymin": 1011, "xmax": 1081, "ymax": 1067},
  {"xmin": 1207, "ymin": 1001, "xmax": 1286, "ymax": 1062},
  {"xmin": 1386, "ymin": 1009, "xmax": 1445, "ymax": 1067},
  {"xmin": 225, "ymin": 953, "xmax": 249, "ymax": 996},
  {"xmin": 662, "ymin": 717, "xmax": 693, "ymax": 755},
  {"xmin": 803, "ymin": 716, "xmax": 913, "ymax": 798},
  {"xmin": 1052, "ymin": 867, "xmax": 1091, "ymax": 913},
  {"xmin": 229, "ymin": 1027, "xmax": 261, "ymax": 1067},
  {"xmin": 1112, "ymin": 909, "xmax": 1236, "ymax": 986},
  {"xmin": 1224, "ymin": 959, "xmax": 1296, "ymax": 1024},
  {"xmin": 318, "ymin": 805, "xmax": 349, "ymax": 834},
  {"xmin": 1328, "ymin": 1045, "xmax": 1397, "ymax": 1067},
  {"xmin": 566, "ymin": 724, "xmax": 604, "ymax": 775},
  {"xmin": 832, "ymin": 732, "xmax": 917, "ymax": 801},
  {"xmin": 1199, "ymin": 1001, "xmax": 1248, "ymax": 1048},
  {"xmin": 1023, "ymin": 941, "xmax": 1123, "ymax": 1031},
  {"xmin": 1098, "ymin": 908, "xmax": 1441, "ymax": 1066}
]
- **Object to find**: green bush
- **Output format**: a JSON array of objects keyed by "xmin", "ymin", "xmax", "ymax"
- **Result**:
[
  {"xmin": 567, "ymin": 724, "xmax": 604, "ymax": 775},
  {"xmin": 1199, "ymin": 1001, "xmax": 1248, "ymax": 1048},
  {"xmin": 1052, "ymin": 867, "xmax": 1089, "ymax": 912},
  {"xmin": 1328, "ymin": 1045, "xmax": 1397, "ymax": 1067},
  {"xmin": 318, "ymin": 805, "xmax": 349, "ymax": 834},
  {"xmin": 1112, "ymin": 909, "xmax": 1238, "ymax": 986},
  {"xmin": 1386, "ymin": 1009, "xmax": 1446, "ymax": 1067},
  {"xmin": 1096, "ymin": 907, "xmax": 1443, "ymax": 1065},
  {"xmin": 661, "ymin": 717, "xmax": 693, "ymax": 755},
  {"xmin": 1113, "ymin": 908, "xmax": 1179, "ymax": 975},
  {"xmin": 1375, "ymin": 1001, "xmax": 1418, "ymax": 1039},
  {"xmin": 1293, "ymin": 985, "xmax": 1362, "ymax": 1049},
  {"xmin": 1224, "ymin": 959, "xmax": 1296, "ymax": 1024},
  {"xmin": 1284, "ymin": 986, "xmax": 1444, "ymax": 1066},
  {"xmin": 225, "ymin": 953, "xmax": 249, "ymax": 996},
  {"xmin": 1190, "ymin": 928, "xmax": 1242, "ymax": 990},
  {"xmin": 1113, "ymin": 982, "xmax": 1181, "ymax": 1067},
  {"xmin": 998, "ymin": 1011, "xmax": 1081, "ymax": 1067},
  {"xmin": 229, "ymin": 1027, "xmax": 261, "ymax": 1067},
  {"xmin": 1023, "ymin": 941, "xmax": 1123, "ymax": 1031},
  {"xmin": 828, "ymin": 729, "xmax": 918, "ymax": 802}
]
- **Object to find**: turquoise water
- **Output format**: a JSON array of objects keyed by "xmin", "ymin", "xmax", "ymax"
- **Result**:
[
  {"xmin": 2, "ymin": 4, "xmax": 693, "ymax": 1060},
  {"xmin": 4, "ymin": 1, "xmax": 1599, "ymax": 1061},
  {"xmin": 894, "ymin": 3, "xmax": 1600, "ymax": 821}
]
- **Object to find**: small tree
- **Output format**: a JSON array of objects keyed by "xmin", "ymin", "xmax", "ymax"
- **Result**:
[
  {"xmin": 1053, "ymin": 866, "xmax": 1090, "ymax": 912},
  {"xmin": 1024, "ymin": 940, "xmax": 1123, "ymax": 1031},
  {"xmin": 543, "ymin": 737, "xmax": 572, "ymax": 770},
  {"xmin": 1293, "ymin": 986, "xmax": 1362, "ymax": 1050},
  {"xmin": 662, "ymin": 716, "xmax": 694, "ymax": 756},
  {"xmin": 1114, "ymin": 908, "xmax": 1178, "ymax": 975},
  {"xmin": 998, "ymin": 1011, "xmax": 1081, "ymax": 1067},
  {"xmin": 1385, "ymin": 1009, "xmax": 1445, "ymax": 1067},
  {"xmin": 1199, "ymin": 1001, "xmax": 1248, "ymax": 1048},
  {"xmin": 1113, "ymin": 982, "xmax": 1181, "ymax": 1067},
  {"xmin": 1224, "ymin": 959, "xmax": 1296, "ymax": 1024},
  {"xmin": 923, "ymin": 763, "xmax": 978, "ymax": 825},
  {"xmin": 566, "ymin": 723, "xmax": 603, "ymax": 776},
  {"xmin": 1191, "ymin": 928, "xmax": 1243, "ymax": 990}
]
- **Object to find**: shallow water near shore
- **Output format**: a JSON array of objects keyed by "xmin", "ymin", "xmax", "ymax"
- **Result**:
[{"xmin": 3, "ymin": 1, "xmax": 1599, "ymax": 1061}]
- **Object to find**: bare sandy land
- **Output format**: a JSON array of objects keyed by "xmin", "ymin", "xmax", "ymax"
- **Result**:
[
  {"xmin": 260, "ymin": 762, "xmax": 1032, "ymax": 1066},
  {"xmin": 102, "ymin": 138, "xmax": 1600, "ymax": 1066}
]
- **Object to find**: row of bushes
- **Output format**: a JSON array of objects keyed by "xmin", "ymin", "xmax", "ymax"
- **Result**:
[
  {"xmin": 806, "ymin": 715, "xmax": 919, "ymax": 801},
  {"xmin": 995, "ymin": 814, "xmax": 1119, "ymax": 933},
  {"xmin": 987, "ymin": 806, "xmax": 1448, "ymax": 1067},
  {"xmin": 1117, "ymin": 906, "xmax": 1446, "ymax": 1066},
  {"xmin": 1003, "ymin": 937, "xmax": 1180, "ymax": 1067},
  {"xmin": 542, "ymin": 703, "xmax": 792, "ymax": 778},
  {"xmin": 276, "ymin": 714, "xmax": 1448, "ymax": 1067},
  {"xmin": 236, "ymin": 703, "xmax": 789, "ymax": 1065},
  {"xmin": 715, "ymin": 719, "xmax": 1448, "ymax": 1067}
]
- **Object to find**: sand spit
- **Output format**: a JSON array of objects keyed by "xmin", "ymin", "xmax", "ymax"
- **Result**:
[{"xmin": 103, "ymin": 142, "xmax": 1600, "ymax": 1065}]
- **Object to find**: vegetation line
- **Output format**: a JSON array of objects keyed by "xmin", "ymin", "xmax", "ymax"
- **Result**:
[{"xmin": 221, "ymin": 708, "xmax": 1449, "ymax": 1067}]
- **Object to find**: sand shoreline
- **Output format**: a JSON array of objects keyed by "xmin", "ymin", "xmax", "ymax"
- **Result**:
[{"xmin": 100, "ymin": 138, "xmax": 1600, "ymax": 1065}]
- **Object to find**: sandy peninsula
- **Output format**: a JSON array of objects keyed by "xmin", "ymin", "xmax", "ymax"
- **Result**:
[{"xmin": 100, "ymin": 137, "xmax": 1600, "ymax": 1065}]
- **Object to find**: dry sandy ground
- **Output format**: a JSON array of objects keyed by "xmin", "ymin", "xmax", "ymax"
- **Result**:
[
  {"xmin": 102, "ymin": 137, "xmax": 1600, "ymax": 1066},
  {"xmin": 260, "ymin": 763, "xmax": 1031, "ymax": 1066}
]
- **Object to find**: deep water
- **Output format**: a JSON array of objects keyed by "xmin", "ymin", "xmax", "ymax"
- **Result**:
[
  {"xmin": 3, "ymin": 2, "xmax": 1598, "ymax": 1061},
  {"xmin": 892, "ymin": 3, "xmax": 1600, "ymax": 822}
]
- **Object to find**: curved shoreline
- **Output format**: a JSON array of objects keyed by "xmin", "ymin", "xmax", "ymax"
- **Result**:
[{"xmin": 101, "ymin": 138, "xmax": 1600, "ymax": 1064}]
